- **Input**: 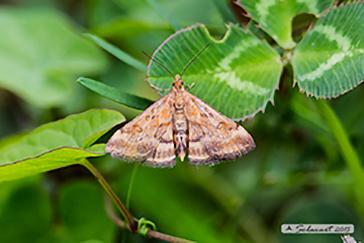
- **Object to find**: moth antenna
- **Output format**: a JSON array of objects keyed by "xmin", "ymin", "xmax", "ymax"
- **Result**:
[
  {"xmin": 142, "ymin": 51, "xmax": 175, "ymax": 79},
  {"xmin": 180, "ymin": 43, "xmax": 210, "ymax": 78}
]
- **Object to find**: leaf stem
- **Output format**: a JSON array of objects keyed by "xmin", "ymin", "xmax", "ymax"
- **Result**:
[
  {"xmin": 81, "ymin": 159, "xmax": 137, "ymax": 232},
  {"xmin": 314, "ymin": 100, "xmax": 364, "ymax": 215}
]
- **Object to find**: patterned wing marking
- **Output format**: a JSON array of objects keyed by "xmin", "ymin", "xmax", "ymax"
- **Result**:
[
  {"xmin": 106, "ymin": 93, "xmax": 176, "ymax": 167},
  {"xmin": 184, "ymin": 92, "xmax": 255, "ymax": 166}
]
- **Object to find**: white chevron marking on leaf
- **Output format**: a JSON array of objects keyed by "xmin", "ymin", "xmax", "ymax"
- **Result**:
[
  {"xmin": 298, "ymin": 25, "xmax": 355, "ymax": 82},
  {"xmin": 314, "ymin": 25, "xmax": 352, "ymax": 51},
  {"xmin": 299, "ymin": 53, "xmax": 350, "ymax": 81},
  {"xmin": 217, "ymin": 39, "xmax": 261, "ymax": 71},
  {"xmin": 214, "ymin": 71, "xmax": 269, "ymax": 95}
]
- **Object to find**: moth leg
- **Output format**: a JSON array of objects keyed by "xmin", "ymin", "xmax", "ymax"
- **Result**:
[{"xmin": 185, "ymin": 83, "xmax": 195, "ymax": 90}]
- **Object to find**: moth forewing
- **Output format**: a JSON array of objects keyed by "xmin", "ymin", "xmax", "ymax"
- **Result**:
[{"xmin": 106, "ymin": 75, "xmax": 255, "ymax": 167}]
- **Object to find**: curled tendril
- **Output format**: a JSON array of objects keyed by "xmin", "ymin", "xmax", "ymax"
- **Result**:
[{"xmin": 137, "ymin": 217, "xmax": 157, "ymax": 236}]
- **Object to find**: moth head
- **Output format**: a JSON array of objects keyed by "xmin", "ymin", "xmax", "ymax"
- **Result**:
[{"xmin": 172, "ymin": 74, "xmax": 184, "ymax": 89}]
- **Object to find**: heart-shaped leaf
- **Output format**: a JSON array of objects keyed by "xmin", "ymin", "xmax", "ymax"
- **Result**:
[
  {"xmin": 292, "ymin": 2, "xmax": 364, "ymax": 98},
  {"xmin": 237, "ymin": 0, "xmax": 334, "ymax": 48},
  {"xmin": 147, "ymin": 23, "xmax": 283, "ymax": 120},
  {"xmin": 0, "ymin": 109, "xmax": 125, "ymax": 182}
]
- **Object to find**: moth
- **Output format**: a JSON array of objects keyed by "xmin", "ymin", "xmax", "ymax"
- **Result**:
[{"xmin": 106, "ymin": 45, "xmax": 255, "ymax": 167}]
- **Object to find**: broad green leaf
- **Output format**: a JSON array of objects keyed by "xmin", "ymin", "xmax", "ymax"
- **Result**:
[
  {"xmin": 292, "ymin": 2, "xmax": 364, "ymax": 98},
  {"xmin": 0, "ymin": 7, "xmax": 108, "ymax": 108},
  {"xmin": 237, "ymin": 0, "xmax": 334, "ymax": 48},
  {"xmin": 85, "ymin": 33, "xmax": 147, "ymax": 72},
  {"xmin": 0, "ymin": 109, "xmax": 125, "ymax": 182},
  {"xmin": 0, "ymin": 133, "xmax": 26, "ymax": 150},
  {"xmin": 0, "ymin": 148, "xmax": 104, "ymax": 184},
  {"xmin": 148, "ymin": 23, "xmax": 283, "ymax": 120},
  {"xmin": 77, "ymin": 77, "xmax": 154, "ymax": 110}
]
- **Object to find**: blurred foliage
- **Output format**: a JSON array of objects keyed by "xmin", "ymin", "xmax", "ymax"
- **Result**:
[
  {"xmin": 0, "ymin": 0, "xmax": 363, "ymax": 243},
  {"xmin": 0, "ymin": 7, "xmax": 108, "ymax": 108}
]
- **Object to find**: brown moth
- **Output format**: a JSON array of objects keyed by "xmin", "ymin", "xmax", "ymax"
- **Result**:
[{"xmin": 106, "ymin": 46, "xmax": 255, "ymax": 167}]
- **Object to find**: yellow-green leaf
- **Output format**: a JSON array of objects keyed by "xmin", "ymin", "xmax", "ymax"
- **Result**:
[{"xmin": 0, "ymin": 109, "xmax": 124, "ymax": 182}]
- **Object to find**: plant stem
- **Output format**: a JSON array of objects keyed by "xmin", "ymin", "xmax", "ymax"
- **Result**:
[
  {"xmin": 83, "ymin": 159, "xmax": 195, "ymax": 242},
  {"xmin": 102, "ymin": 187, "xmax": 196, "ymax": 243},
  {"xmin": 146, "ymin": 230, "xmax": 196, "ymax": 243},
  {"xmin": 122, "ymin": 166, "xmax": 139, "ymax": 243},
  {"xmin": 81, "ymin": 159, "xmax": 137, "ymax": 232},
  {"xmin": 104, "ymin": 194, "xmax": 196, "ymax": 243},
  {"xmin": 314, "ymin": 100, "xmax": 364, "ymax": 215},
  {"xmin": 126, "ymin": 164, "xmax": 139, "ymax": 209}
]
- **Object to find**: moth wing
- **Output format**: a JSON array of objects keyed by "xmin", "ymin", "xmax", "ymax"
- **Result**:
[
  {"xmin": 185, "ymin": 92, "xmax": 255, "ymax": 166},
  {"xmin": 106, "ymin": 93, "xmax": 176, "ymax": 167}
]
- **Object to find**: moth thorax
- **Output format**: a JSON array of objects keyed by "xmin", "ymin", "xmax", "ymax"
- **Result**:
[
  {"xmin": 174, "ymin": 120, "xmax": 187, "ymax": 130},
  {"xmin": 174, "ymin": 103, "xmax": 184, "ymax": 110}
]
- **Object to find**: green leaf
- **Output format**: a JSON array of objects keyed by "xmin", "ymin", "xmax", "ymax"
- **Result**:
[
  {"xmin": 0, "ymin": 148, "xmax": 103, "ymax": 183},
  {"xmin": 292, "ymin": 2, "xmax": 364, "ymax": 98},
  {"xmin": 0, "ymin": 109, "xmax": 125, "ymax": 182},
  {"xmin": 0, "ymin": 133, "xmax": 26, "ymax": 150},
  {"xmin": 237, "ymin": 0, "xmax": 334, "ymax": 48},
  {"xmin": 77, "ymin": 77, "xmax": 154, "ymax": 110},
  {"xmin": 0, "ymin": 7, "xmax": 108, "ymax": 108},
  {"xmin": 148, "ymin": 23, "xmax": 283, "ymax": 120},
  {"xmin": 85, "ymin": 33, "xmax": 147, "ymax": 72}
]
